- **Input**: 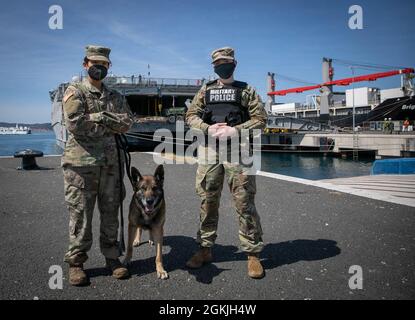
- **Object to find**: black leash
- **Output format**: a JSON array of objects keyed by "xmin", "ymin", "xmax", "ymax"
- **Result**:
[
  {"xmin": 115, "ymin": 133, "xmax": 133, "ymax": 256},
  {"xmin": 120, "ymin": 134, "xmax": 134, "ymax": 187}
]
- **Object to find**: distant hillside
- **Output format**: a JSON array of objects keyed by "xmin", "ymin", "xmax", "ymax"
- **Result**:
[{"xmin": 0, "ymin": 122, "xmax": 52, "ymax": 131}]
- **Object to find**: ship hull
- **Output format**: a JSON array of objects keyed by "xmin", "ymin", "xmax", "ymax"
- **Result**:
[{"xmin": 50, "ymin": 76, "xmax": 201, "ymax": 150}]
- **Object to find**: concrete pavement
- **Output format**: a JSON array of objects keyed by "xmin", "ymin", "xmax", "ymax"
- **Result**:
[{"xmin": 0, "ymin": 153, "xmax": 414, "ymax": 300}]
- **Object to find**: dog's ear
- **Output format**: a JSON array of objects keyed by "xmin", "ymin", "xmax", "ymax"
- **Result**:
[
  {"xmin": 154, "ymin": 165, "xmax": 164, "ymax": 185},
  {"xmin": 131, "ymin": 166, "xmax": 142, "ymax": 183}
]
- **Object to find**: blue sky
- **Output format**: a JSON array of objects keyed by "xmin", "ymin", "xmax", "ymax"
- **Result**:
[{"xmin": 0, "ymin": 0, "xmax": 414, "ymax": 123}]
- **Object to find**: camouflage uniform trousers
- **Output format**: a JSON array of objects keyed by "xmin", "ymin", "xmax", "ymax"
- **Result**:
[
  {"xmin": 63, "ymin": 164, "xmax": 125, "ymax": 265},
  {"xmin": 195, "ymin": 147, "xmax": 264, "ymax": 253}
]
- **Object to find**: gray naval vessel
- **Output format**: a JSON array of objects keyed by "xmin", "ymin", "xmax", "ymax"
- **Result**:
[{"xmin": 50, "ymin": 74, "xmax": 205, "ymax": 150}]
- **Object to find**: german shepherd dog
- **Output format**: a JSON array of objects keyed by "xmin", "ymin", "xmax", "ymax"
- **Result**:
[{"xmin": 123, "ymin": 165, "xmax": 168, "ymax": 280}]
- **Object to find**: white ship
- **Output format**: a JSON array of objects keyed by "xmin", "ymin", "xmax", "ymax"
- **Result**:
[{"xmin": 0, "ymin": 124, "xmax": 31, "ymax": 135}]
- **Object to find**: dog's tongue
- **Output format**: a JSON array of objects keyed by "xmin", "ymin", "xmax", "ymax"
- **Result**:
[{"xmin": 145, "ymin": 205, "xmax": 154, "ymax": 213}]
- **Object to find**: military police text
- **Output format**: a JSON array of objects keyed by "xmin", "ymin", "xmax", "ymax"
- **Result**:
[{"xmin": 209, "ymin": 88, "xmax": 237, "ymax": 102}]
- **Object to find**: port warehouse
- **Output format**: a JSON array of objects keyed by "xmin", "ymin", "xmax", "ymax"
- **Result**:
[{"xmin": 271, "ymin": 87, "xmax": 405, "ymax": 117}]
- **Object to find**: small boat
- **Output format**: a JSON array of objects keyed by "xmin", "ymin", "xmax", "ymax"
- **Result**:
[{"xmin": 0, "ymin": 124, "xmax": 31, "ymax": 135}]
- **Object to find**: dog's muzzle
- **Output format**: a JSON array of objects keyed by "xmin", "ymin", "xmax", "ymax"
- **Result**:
[{"xmin": 134, "ymin": 195, "xmax": 161, "ymax": 215}]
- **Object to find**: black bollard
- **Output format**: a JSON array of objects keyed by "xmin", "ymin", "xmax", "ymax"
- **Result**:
[{"xmin": 14, "ymin": 149, "xmax": 44, "ymax": 170}]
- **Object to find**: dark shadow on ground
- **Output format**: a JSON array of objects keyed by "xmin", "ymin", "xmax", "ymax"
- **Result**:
[
  {"xmin": 85, "ymin": 266, "xmax": 111, "ymax": 279},
  {"xmin": 16, "ymin": 167, "xmax": 56, "ymax": 171},
  {"xmin": 86, "ymin": 236, "xmax": 341, "ymax": 284}
]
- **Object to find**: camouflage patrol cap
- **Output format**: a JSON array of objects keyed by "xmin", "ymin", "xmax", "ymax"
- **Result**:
[
  {"xmin": 211, "ymin": 47, "xmax": 235, "ymax": 64},
  {"xmin": 85, "ymin": 45, "xmax": 111, "ymax": 63}
]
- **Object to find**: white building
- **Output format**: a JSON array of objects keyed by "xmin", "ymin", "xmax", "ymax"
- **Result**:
[{"xmin": 270, "ymin": 86, "xmax": 389, "ymax": 118}]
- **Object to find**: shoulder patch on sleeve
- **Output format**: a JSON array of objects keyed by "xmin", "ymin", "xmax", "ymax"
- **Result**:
[{"xmin": 63, "ymin": 87, "xmax": 77, "ymax": 103}]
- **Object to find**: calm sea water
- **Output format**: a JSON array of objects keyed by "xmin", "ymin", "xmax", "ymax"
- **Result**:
[
  {"xmin": 0, "ymin": 132, "xmax": 373, "ymax": 180},
  {"xmin": 0, "ymin": 131, "xmax": 62, "ymax": 157},
  {"xmin": 260, "ymin": 152, "xmax": 373, "ymax": 180}
]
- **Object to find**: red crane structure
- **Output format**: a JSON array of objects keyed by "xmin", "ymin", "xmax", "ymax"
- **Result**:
[
  {"xmin": 266, "ymin": 58, "xmax": 414, "ymax": 121},
  {"xmin": 268, "ymin": 68, "xmax": 414, "ymax": 96}
]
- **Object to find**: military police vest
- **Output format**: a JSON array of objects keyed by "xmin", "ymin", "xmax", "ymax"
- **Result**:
[{"xmin": 202, "ymin": 80, "xmax": 250, "ymax": 127}]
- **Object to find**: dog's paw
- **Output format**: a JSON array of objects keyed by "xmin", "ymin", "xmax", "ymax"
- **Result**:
[
  {"xmin": 157, "ymin": 269, "xmax": 169, "ymax": 280},
  {"xmin": 149, "ymin": 240, "xmax": 154, "ymax": 246},
  {"xmin": 133, "ymin": 240, "xmax": 140, "ymax": 247}
]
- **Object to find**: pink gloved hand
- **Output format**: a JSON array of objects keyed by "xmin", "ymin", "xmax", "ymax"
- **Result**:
[
  {"xmin": 208, "ymin": 123, "xmax": 227, "ymax": 136},
  {"xmin": 212, "ymin": 125, "xmax": 238, "ymax": 140}
]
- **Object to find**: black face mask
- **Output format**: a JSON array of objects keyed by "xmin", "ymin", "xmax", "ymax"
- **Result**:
[
  {"xmin": 87, "ymin": 64, "xmax": 108, "ymax": 80},
  {"xmin": 214, "ymin": 62, "xmax": 235, "ymax": 79}
]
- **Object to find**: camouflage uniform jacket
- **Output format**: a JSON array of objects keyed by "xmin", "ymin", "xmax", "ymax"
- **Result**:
[
  {"xmin": 185, "ymin": 79, "xmax": 267, "ymax": 134},
  {"xmin": 61, "ymin": 79, "xmax": 133, "ymax": 167}
]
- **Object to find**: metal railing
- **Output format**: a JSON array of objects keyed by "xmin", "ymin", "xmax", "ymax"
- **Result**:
[
  {"xmin": 295, "ymin": 104, "xmax": 318, "ymax": 111},
  {"xmin": 102, "ymin": 76, "xmax": 206, "ymax": 87}
]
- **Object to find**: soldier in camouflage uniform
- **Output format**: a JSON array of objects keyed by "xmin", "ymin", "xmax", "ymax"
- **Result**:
[
  {"xmin": 62, "ymin": 45, "xmax": 133, "ymax": 286},
  {"xmin": 185, "ymin": 47, "xmax": 267, "ymax": 279}
]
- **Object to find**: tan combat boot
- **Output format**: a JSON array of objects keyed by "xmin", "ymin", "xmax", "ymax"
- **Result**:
[
  {"xmin": 105, "ymin": 258, "xmax": 130, "ymax": 279},
  {"xmin": 186, "ymin": 247, "xmax": 213, "ymax": 269},
  {"xmin": 69, "ymin": 264, "xmax": 89, "ymax": 286},
  {"xmin": 247, "ymin": 253, "xmax": 265, "ymax": 279}
]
